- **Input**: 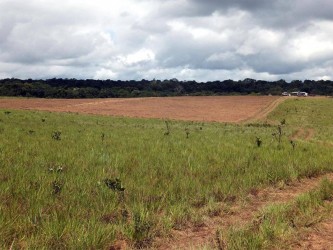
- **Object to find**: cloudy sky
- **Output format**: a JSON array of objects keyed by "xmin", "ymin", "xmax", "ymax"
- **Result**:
[{"xmin": 1, "ymin": 0, "xmax": 333, "ymax": 81}]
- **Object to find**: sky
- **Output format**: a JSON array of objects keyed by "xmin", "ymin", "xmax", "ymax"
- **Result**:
[{"xmin": 1, "ymin": 0, "xmax": 333, "ymax": 81}]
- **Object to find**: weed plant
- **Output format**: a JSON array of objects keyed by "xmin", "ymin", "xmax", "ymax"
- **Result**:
[{"xmin": 0, "ymin": 98, "xmax": 333, "ymax": 248}]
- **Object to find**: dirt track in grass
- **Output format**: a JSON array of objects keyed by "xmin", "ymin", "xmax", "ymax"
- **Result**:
[
  {"xmin": 155, "ymin": 173, "xmax": 333, "ymax": 250},
  {"xmin": 0, "ymin": 96, "xmax": 284, "ymax": 123},
  {"xmin": 294, "ymin": 214, "xmax": 333, "ymax": 250},
  {"xmin": 243, "ymin": 96, "xmax": 290, "ymax": 123}
]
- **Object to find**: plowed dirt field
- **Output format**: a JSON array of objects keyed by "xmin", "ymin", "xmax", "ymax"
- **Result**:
[{"xmin": 0, "ymin": 96, "xmax": 284, "ymax": 123}]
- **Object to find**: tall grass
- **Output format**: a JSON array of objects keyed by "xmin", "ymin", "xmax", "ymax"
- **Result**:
[{"xmin": 0, "ymin": 97, "xmax": 333, "ymax": 248}]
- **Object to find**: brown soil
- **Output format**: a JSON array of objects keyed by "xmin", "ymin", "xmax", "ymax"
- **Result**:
[
  {"xmin": 243, "ymin": 96, "xmax": 289, "ymax": 123},
  {"xmin": 155, "ymin": 173, "xmax": 333, "ymax": 250},
  {"xmin": 0, "ymin": 96, "xmax": 281, "ymax": 123},
  {"xmin": 294, "ymin": 215, "xmax": 333, "ymax": 250},
  {"xmin": 291, "ymin": 128, "xmax": 305, "ymax": 140},
  {"xmin": 291, "ymin": 128, "xmax": 315, "ymax": 141}
]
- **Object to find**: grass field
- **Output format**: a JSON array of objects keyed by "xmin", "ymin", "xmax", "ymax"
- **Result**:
[{"xmin": 0, "ymin": 97, "xmax": 333, "ymax": 249}]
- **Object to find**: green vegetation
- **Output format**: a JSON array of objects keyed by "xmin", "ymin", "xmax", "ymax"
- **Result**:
[
  {"xmin": 1, "ymin": 78, "xmax": 333, "ymax": 98},
  {"xmin": 0, "ymin": 98, "xmax": 333, "ymax": 248},
  {"xmin": 224, "ymin": 178, "xmax": 333, "ymax": 249},
  {"xmin": 268, "ymin": 97, "xmax": 333, "ymax": 142}
]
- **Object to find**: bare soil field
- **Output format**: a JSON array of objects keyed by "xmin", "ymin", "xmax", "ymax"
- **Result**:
[{"xmin": 0, "ymin": 96, "xmax": 283, "ymax": 123}]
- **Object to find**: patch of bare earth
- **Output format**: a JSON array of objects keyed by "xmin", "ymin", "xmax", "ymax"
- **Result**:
[
  {"xmin": 0, "ymin": 96, "xmax": 281, "ymax": 123},
  {"xmin": 243, "ymin": 96, "xmax": 289, "ymax": 123},
  {"xmin": 155, "ymin": 173, "xmax": 333, "ymax": 250},
  {"xmin": 294, "ymin": 215, "xmax": 333, "ymax": 250},
  {"xmin": 291, "ymin": 128, "xmax": 315, "ymax": 141},
  {"xmin": 317, "ymin": 141, "xmax": 333, "ymax": 148}
]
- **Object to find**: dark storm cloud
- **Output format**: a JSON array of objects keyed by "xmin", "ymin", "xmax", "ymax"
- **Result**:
[
  {"xmin": 142, "ymin": 0, "xmax": 333, "ymax": 79},
  {"xmin": 189, "ymin": 0, "xmax": 333, "ymax": 20},
  {"xmin": 0, "ymin": 0, "xmax": 333, "ymax": 81},
  {"xmin": 190, "ymin": 0, "xmax": 272, "ymax": 13},
  {"xmin": 170, "ymin": 0, "xmax": 333, "ymax": 29}
]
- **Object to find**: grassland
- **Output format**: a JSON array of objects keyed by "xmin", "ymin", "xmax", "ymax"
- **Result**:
[{"xmin": 0, "ymin": 97, "xmax": 333, "ymax": 249}]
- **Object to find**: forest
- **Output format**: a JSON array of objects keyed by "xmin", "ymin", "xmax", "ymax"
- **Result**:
[{"xmin": 0, "ymin": 78, "xmax": 333, "ymax": 98}]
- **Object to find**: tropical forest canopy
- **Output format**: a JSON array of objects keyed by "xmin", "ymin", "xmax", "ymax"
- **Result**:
[{"xmin": 1, "ymin": 78, "xmax": 333, "ymax": 98}]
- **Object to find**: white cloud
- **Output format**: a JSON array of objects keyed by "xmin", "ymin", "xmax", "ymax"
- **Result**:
[
  {"xmin": 117, "ymin": 48, "xmax": 155, "ymax": 66},
  {"xmin": 288, "ymin": 21, "xmax": 333, "ymax": 61},
  {"xmin": 94, "ymin": 68, "xmax": 117, "ymax": 80},
  {"xmin": 0, "ymin": 0, "xmax": 333, "ymax": 81}
]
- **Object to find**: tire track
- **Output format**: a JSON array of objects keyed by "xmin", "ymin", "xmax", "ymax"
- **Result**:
[
  {"xmin": 242, "ymin": 96, "xmax": 290, "ymax": 123},
  {"xmin": 155, "ymin": 173, "xmax": 333, "ymax": 250}
]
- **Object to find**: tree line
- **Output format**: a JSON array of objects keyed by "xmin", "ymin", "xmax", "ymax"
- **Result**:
[{"xmin": 0, "ymin": 78, "xmax": 332, "ymax": 98}]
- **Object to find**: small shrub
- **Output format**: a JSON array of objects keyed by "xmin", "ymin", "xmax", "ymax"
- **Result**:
[
  {"xmin": 52, "ymin": 181, "xmax": 62, "ymax": 195},
  {"xmin": 246, "ymin": 123, "xmax": 273, "ymax": 128},
  {"xmin": 185, "ymin": 128, "xmax": 190, "ymax": 138},
  {"xmin": 256, "ymin": 137, "xmax": 262, "ymax": 147},
  {"xmin": 104, "ymin": 178, "xmax": 125, "ymax": 192},
  {"xmin": 164, "ymin": 120, "xmax": 170, "ymax": 135},
  {"xmin": 280, "ymin": 119, "xmax": 286, "ymax": 125},
  {"xmin": 52, "ymin": 131, "xmax": 61, "ymax": 140},
  {"xmin": 272, "ymin": 125, "xmax": 283, "ymax": 145},
  {"xmin": 133, "ymin": 211, "xmax": 154, "ymax": 248}
]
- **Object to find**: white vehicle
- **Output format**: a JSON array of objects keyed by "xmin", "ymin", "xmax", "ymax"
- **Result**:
[
  {"xmin": 298, "ymin": 92, "xmax": 308, "ymax": 97},
  {"xmin": 290, "ymin": 91, "xmax": 308, "ymax": 97}
]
